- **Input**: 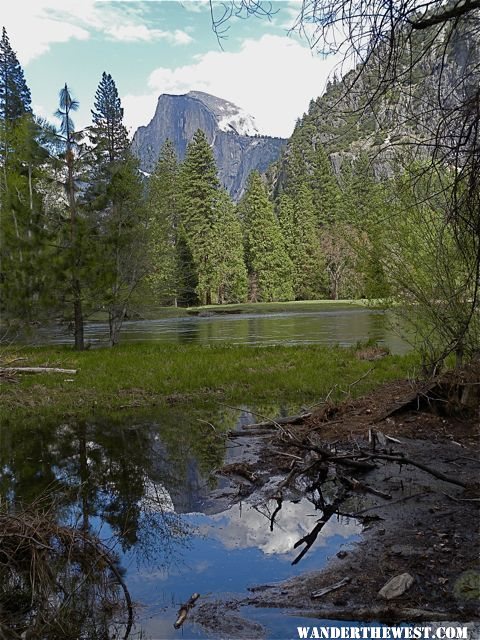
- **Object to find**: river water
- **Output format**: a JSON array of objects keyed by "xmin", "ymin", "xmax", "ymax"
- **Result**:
[{"xmin": 29, "ymin": 306, "xmax": 408, "ymax": 353}]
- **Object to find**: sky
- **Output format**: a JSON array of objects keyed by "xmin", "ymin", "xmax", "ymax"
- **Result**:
[{"xmin": 2, "ymin": 1, "xmax": 345, "ymax": 138}]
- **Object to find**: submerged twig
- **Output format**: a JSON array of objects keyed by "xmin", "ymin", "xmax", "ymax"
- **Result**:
[{"xmin": 174, "ymin": 592, "xmax": 200, "ymax": 629}]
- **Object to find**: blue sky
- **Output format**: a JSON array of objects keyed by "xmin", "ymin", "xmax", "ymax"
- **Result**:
[{"xmin": 3, "ymin": 1, "xmax": 344, "ymax": 138}]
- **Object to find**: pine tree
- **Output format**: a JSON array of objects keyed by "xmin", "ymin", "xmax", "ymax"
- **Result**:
[
  {"xmin": 292, "ymin": 184, "xmax": 326, "ymax": 299},
  {"xmin": 212, "ymin": 191, "xmax": 248, "ymax": 304},
  {"xmin": 179, "ymin": 129, "xmax": 221, "ymax": 305},
  {"xmin": 340, "ymin": 154, "xmax": 390, "ymax": 297},
  {"xmin": 277, "ymin": 193, "xmax": 296, "ymax": 259},
  {"xmin": 90, "ymin": 72, "xmax": 128, "ymax": 163},
  {"xmin": 87, "ymin": 72, "xmax": 146, "ymax": 346},
  {"xmin": 146, "ymin": 139, "xmax": 182, "ymax": 305},
  {"xmin": 312, "ymin": 143, "xmax": 343, "ymax": 226},
  {"xmin": 275, "ymin": 118, "xmax": 317, "ymax": 199},
  {"xmin": 240, "ymin": 172, "xmax": 294, "ymax": 302},
  {"xmin": 54, "ymin": 84, "xmax": 88, "ymax": 350},
  {"xmin": 0, "ymin": 28, "xmax": 49, "ymax": 323},
  {"xmin": 0, "ymin": 27, "xmax": 31, "ymax": 121}
]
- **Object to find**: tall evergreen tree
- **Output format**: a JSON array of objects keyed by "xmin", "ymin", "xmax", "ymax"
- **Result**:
[
  {"xmin": 340, "ymin": 155, "xmax": 390, "ymax": 297},
  {"xmin": 180, "ymin": 129, "xmax": 221, "ymax": 306},
  {"xmin": 291, "ymin": 184, "xmax": 326, "ymax": 299},
  {"xmin": 0, "ymin": 28, "xmax": 50, "ymax": 324},
  {"xmin": 90, "ymin": 72, "xmax": 128, "ymax": 163},
  {"xmin": 312, "ymin": 143, "xmax": 343, "ymax": 226},
  {"xmin": 212, "ymin": 191, "xmax": 248, "ymax": 304},
  {"xmin": 277, "ymin": 193, "xmax": 296, "ymax": 260},
  {"xmin": 55, "ymin": 84, "xmax": 88, "ymax": 350},
  {"xmin": 147, "ymin": 139, "xmax": 182, "ymax": 306},
  {"xmin": 0, "ymin": 26, "xmax": 31, "ymax": 121},
  {"xmin": 240, "ymin": 172, "xmax": 294, "ymax": 302},
  {"xmin": 87, "ymin": 72, "xmax": 146, "ymax": 346}
]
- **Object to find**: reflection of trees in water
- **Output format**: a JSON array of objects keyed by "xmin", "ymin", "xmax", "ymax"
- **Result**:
[
  {"xmin": 0, "ymin": 501, "xmax": 133, "ymax": 639},
  {"xmin": 0, "ymin": 404, "xmax": 244, "ymax": 636},
  {"xmin": 53, "ymin": 420, "xmax": 196, "ymax": 566}
]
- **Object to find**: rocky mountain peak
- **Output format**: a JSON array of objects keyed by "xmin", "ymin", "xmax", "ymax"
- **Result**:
[
  {"xmin": 185, "ymin": 91, "xmax": 260, "ymax": 137},
  {"xmin": 132, "ymin": 91, "xmax": 285, "ymax": 200}
]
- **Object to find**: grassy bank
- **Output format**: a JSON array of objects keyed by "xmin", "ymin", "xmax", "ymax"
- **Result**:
[
  {"xmin": 186, "ymin": 299, "xmax": 373, "ymax": 315},
  {"xmin": 0, "ymin": 342, "xmax": 418, "ymax": 423}
]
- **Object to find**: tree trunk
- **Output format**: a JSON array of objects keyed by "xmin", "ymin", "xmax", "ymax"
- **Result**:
[
  {"xmin": 73, "ymin": 280, "xmax": 84, "ymax": 351},
  {"xmin": 109, "ymin": 306, "xmax": 127, "ymax": 347}
]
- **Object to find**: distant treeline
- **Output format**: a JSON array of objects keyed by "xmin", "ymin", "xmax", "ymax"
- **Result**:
[{"xmin": 2, "ymin": 26, "xmax": 471, "ymax": 360}]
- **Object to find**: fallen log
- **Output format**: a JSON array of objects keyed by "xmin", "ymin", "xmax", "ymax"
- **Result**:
[
  {"xmin": 227, "ymin": 428, "xmax": 275, "ymax": 438},
  {"xmin": 0, "ymin": 367, "xmax": 77, "ymax": 375},
  {"xmin": 174, "ymin": 592, "xmax": 200, "ymax": 629}
]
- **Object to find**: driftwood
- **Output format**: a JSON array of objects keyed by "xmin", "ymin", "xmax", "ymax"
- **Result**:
[
  {"xmin": 372, "ymin": 380, "xmax": 439, "ymax": 423},
  {"xmin": 311, "ymin": 577, "xmax": 351, "ymax": 599},
  {"xmin": 217, "ymin": 463, "xmax": 258, "ymax": 484},
  {"xmin": 270, "ymin": 498, "xmax": 283, "ymax": 532},
  {"xmin": 362, "ymin": 451, "xmax": 468, "ymax": 488},
  {"xmin": 293, "ymin": 441, "xmax": 377, "ymax": 471},
  {"xmin": 241, "ymin": 412, "xmax": 311, "ymax": 430},
  {"xmin": 228, "ymin": 428, "xmax": 274, "ymax": 438},
  {"xmin": 339, "ymin": 475, "xmax": 392, "ymax": 500},
  {"xmin": 0, "ymin": 367, "xmax": 77, "ymax": 375},
  {"xmin": 174, "ymin": 592, "xmax": 200, "ymax": 629}
]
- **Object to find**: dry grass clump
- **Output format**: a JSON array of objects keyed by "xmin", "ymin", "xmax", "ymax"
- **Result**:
[{"xmin": 0, "ymin": 503, "xmax": 133, "ymax": 639}]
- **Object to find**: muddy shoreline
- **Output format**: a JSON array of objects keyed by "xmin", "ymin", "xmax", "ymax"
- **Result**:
[{"xmin": 194, "ymin": 373, "xmax": 480, "ymax": 637}]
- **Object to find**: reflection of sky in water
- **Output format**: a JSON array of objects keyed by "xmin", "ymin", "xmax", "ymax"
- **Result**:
[
  {"xmin": 204, "ymin": 499, "xmax": 359, "ymax": 556},
  {"xmin": 3, "ymin": 408, "xmax": 365, "ymax": 639},
  {"xmin": 126, "ymin": 497, "xmax": 361, "ymax": 639}
]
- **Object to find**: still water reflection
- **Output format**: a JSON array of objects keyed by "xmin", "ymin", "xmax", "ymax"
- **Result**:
[
  {"xmin": 0, "ymin": 404, "xmax": 361, "ymax": 638},
  {"xmin": 29, "ymin": 307, "xmax": 408, "ymax": 353}
]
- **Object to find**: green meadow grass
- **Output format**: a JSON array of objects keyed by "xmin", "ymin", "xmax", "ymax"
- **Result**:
[{"xmin": 0, "ymin": 342, "xmax": 419, "ymax": 423}]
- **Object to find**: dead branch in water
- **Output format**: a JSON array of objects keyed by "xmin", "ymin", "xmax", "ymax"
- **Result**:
[
  {"xmin": 311, "ymin": 577, "xmax": 351, "ymax": 599},
  {"xmin": 361, "ymin": 450, "xmax": 468, "ymax": 488},
  {"xmin": 292, "ymin": 489, "xmax": 347, "ymax": 565},
  {"xmin": 174, "ymin": 592, "xmax": 200, "ymax": 629}
]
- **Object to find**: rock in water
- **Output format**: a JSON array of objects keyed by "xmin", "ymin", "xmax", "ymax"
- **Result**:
[{"xmin": 378, "ymin": 573, "xmax": 414, "ymax": 600}]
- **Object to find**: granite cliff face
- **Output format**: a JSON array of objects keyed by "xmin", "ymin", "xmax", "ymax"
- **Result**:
[
  {"xmin": 273, "ymin": 14, "xmax": 479, "ymax": 189},
  {"xmin": 132, "ymin": 91, "xmax": 286, "ymax": 199}
]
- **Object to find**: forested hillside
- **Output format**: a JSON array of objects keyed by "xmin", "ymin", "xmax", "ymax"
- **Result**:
[{"xmin": 1, "ymin": 2, "xmax": 479, "ymax": 367}]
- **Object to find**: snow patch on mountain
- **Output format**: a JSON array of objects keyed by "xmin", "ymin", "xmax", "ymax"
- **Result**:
[{"xmin": 187, "ymin": 90, "xmax": 259, "ymax": 137}]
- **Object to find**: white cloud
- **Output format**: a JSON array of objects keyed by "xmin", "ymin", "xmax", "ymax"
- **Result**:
[
  {"xmin": 170, "ymin": 29, "xmax": 195, "ymax": 45},
  {"xmin": 179, "ymin": 0, "xmax": 211, "ymax": 13},
  {"xmin": 2, "ymin": 0, "xmax": 193, "ymax": 65},
  {"xmin": 105, "ymin": 24, "xmax": 193, "ymax": 45},
  {"xmin": 122, "ymin": 33, "xmax": 343, "ymax": 138}
]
